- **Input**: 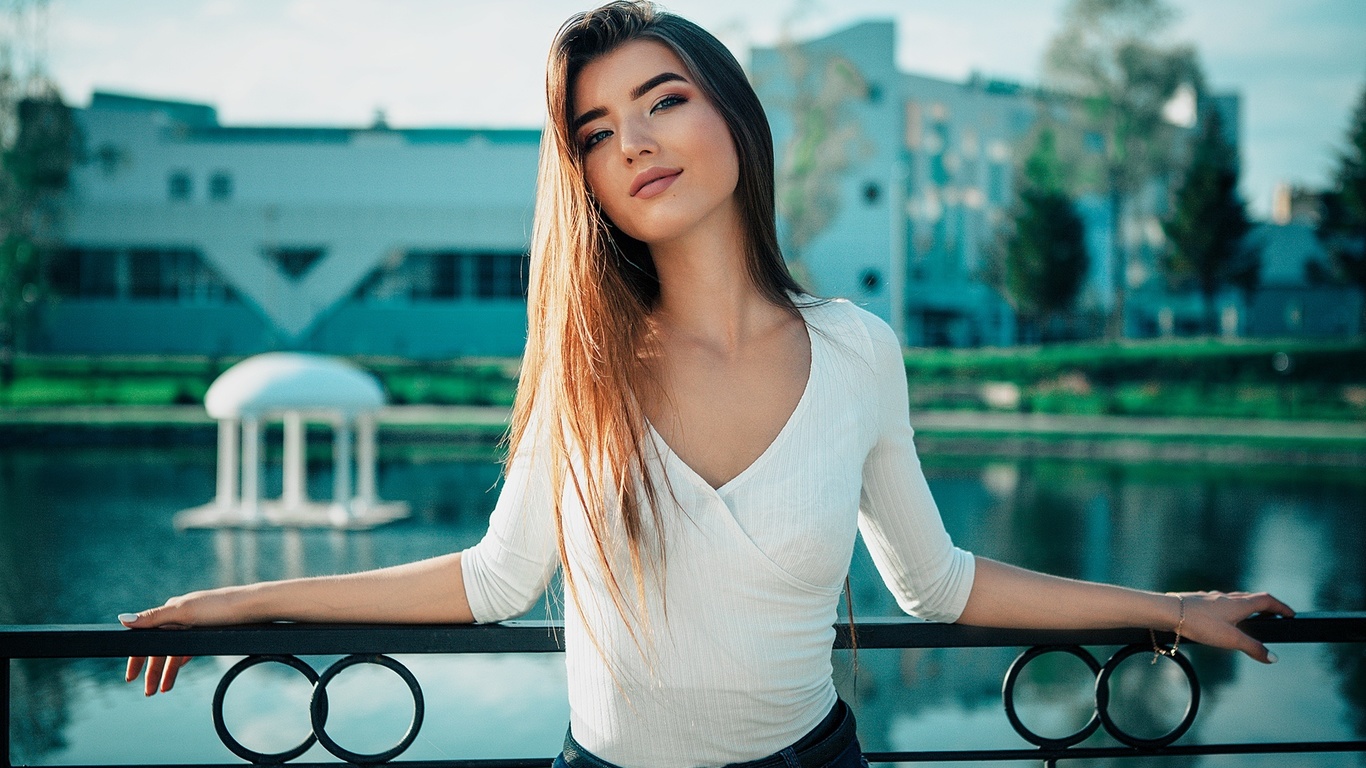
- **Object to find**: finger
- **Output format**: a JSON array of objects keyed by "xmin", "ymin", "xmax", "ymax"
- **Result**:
[
  {"xmin": 1256, "ymin": 593, "xmax": 1296, "ymax": 618},
  {"xmin": 160, "ymin": 656, "xmax": 193, "ymax": 693},
  {"xmin": 144, "ymin": 657, "xmax": 167, "ymax": 697},
  {"xmin": 125, "ymin": 656, "xmax": 146, "ymax": 683},
  {"xmin": 1230, "ymin": 630, "xmax": 1276, "ymax": 664}
]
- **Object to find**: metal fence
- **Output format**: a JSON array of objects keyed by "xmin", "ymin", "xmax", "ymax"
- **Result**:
[{"xmin": 3, "ymin": 613, "xmax": 1365, "ymax": 767}]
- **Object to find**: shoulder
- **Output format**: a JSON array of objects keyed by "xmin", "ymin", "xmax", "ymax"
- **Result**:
[{"xmin": 799, "ymin": 296, "xmax": 900, "ymax": 365}]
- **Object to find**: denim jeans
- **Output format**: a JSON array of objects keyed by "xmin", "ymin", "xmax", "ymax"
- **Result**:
[{"xmin": 551, "ymin": 699, "xmax": 869, "ymax": 768}]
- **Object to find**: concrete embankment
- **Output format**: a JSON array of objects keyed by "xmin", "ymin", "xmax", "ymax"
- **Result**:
[{"xmin": 2, "ymin": 405, "xmax": 1363, "ymax": 466}]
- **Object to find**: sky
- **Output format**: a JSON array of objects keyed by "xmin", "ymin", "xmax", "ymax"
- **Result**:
[{"xmin": 18, "ymin": 0, "xmax": 1366, "ymax": 217}]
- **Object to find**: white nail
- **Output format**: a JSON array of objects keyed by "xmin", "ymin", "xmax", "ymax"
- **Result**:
[
  {"xmin": 1267, "ymin": 651, "xmax": 1279, "ymax": 664},
  {"xmin": 118, "ymin": 613, "xmax": 139, "ymax": 625}
]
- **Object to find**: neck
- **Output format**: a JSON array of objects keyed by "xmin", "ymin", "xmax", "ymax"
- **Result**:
[{"xmin": 646, "ymin": 209, "xmax": 783, "ymax": 354}]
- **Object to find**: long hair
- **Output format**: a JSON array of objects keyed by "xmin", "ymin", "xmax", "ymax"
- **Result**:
[{"xmin": 507, "ymin": 1, "xmax": 806, "ymax": 651}]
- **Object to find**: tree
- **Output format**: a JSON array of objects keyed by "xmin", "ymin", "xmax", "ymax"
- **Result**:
[
  {"xmin": 1, "ymin": 1, "xmax": 77, "ymax": 386},
  {"xmin": 1000, "ymin": 127, "xmax": 1090, "ymax": 342},
  {"xmin": 1317, "ymin": 82, "xmax": 1366, "ymax": 328},
  {"xmin": 1161, "ymin": 108, "xmax": 1256, "ymax": 335},
  {"xmin": 772, "ymin": 42, "xmax": 871, "ymax": 287},
  {"xmin": 1043, "ymin": 0, "xmax": 1201, "ymax": 339}
]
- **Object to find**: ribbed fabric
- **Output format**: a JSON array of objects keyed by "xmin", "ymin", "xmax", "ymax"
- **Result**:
[{"xmin": 461, "ymin": 299, "xmax": 975, "ymax": 768}]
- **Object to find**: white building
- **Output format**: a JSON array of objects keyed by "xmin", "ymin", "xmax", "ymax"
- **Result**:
[{"xmin": 40, "ymin": 91, "xmax": 540, "ymax": 358}]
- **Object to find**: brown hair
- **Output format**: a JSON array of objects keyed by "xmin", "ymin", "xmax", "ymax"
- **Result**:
[{"xmin": 507, "ymin": 1, "xmax": 805, "ymax": 651}]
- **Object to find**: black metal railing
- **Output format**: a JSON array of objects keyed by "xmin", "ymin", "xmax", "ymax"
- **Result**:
[{"xmin": 3, "ymin": 613, "xmax": 1365, "ymax": 767}]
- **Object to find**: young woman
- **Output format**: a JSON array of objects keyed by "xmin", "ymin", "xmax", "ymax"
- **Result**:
[{"xmin": 121, "ymin": 3, "xmax": 1294, "ymax": 767}]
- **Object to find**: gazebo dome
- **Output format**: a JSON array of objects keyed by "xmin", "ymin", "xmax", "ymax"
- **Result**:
[{"xmin": 205, "ymin": 352, "xmax": 385, "ymax": 419}]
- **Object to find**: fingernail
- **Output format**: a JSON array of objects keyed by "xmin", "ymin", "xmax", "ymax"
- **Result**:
[
  {"xmin": 1267, "ymin": 651, "xmax": 1279, "ymax": 664},
  {"xmin": 118, "ymin": 613, "xmax": 138, "ymax": 625}
]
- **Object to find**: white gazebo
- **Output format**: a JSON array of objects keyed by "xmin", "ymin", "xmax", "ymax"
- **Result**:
[{"xmin": 174, "ymin": 352, "xmax": 409, "ymax": 530}]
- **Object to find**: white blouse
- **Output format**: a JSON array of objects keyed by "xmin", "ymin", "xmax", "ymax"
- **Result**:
[{"xmin": 461, "ymin": 298, "xmax": 975, "ymax": 768}]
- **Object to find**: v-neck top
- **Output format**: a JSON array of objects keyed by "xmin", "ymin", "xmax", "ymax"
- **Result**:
[{"xmin": 461, "ymin": 298, "xmax": 976, "ymax": 768}]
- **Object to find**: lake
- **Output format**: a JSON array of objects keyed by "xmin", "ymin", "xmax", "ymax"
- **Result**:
[{"xmin": 2, "ymin": 440, "xmax": 1363, "ymax": 765}]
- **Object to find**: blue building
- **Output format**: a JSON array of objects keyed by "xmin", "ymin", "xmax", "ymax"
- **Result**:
[{"xmin": 39, "ymin": 91, "xmax": 540, "ymax": 358}]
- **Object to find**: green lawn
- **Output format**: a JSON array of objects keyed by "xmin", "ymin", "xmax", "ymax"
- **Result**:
[{"xmin": 2, "ymin": 338, "xmax": 1363, "ymax": 421}]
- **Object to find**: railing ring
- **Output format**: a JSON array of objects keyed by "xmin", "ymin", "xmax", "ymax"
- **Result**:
[
  {"xmin": 309, "ymin": 653, "xmax": 425, "ymax": 764},
  {"xmin": 1002, "ymin": 644, "xmax": 1103, "ymax": 748},
  {"xmin": 212, "ymin": 654, "xmax": 323, "ymax": 764},
  {"xmin": 1095, "ymin": 642, "xmax": 1201, "ymax": 749}
]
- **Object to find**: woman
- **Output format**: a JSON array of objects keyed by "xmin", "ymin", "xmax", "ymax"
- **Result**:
[{"xmin": 121, "ymin": 3, "xmax": 1293, "ymax": 767}]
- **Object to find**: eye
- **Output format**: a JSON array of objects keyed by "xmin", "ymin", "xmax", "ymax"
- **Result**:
[
  {"xmin": 652, "ymin": 94, "xmax": 687, "ymax": 113},
  {"xmin": 581, "ymin": 128, "xmax": 611, "ymax": 152}
]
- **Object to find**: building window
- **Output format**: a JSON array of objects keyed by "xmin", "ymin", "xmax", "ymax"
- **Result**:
[
  {"xmin": 95, "ymin": 143, "xmax": 126, "ymax": 177},
  {"xmin": 209, "ymin": 171, "xmax": 233, "ymax": 202},
  {"xmin": 988, "ymin": 161, "xmax": 1009, "ymax": 207},
  {"xmin": 476, "ymin": 252, "xmax": 530, "ymax": 299},
  {"xmin": 47, "ymin": 248, "xmax": 119, "ymax": 298},
  {"xmin": 168, "ymin": 171, "xmax": 192, "ymax": 201},
  {"xmin": 129, "ymin": 249, "xmax": 235, "ymax": 302},
  {"xmin": 48, "ymin": 248, "xmax": 233, "ymax": 303},
  {"xmin": 904, "ymin": 101, "xmax": 922, "ymax": 150},
  {"xmin": 354, "ymin": 251, "xmax": 528, "ymax": 302},
  {"xmin": 265, "ymin": 246, "xmax": 326, "ymax": 281},
  {"xmin": 354, "ymin": 251, "xmax": 464, "ymax": 302}
]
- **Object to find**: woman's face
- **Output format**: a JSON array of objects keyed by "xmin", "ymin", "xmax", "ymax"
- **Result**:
[{"xmin": 571, "ymin": 39, "xmax": 741, "ymax": 247}]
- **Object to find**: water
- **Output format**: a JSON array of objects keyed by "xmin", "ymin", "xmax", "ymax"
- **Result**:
[{"xmin": 2, "ymin": 442, "xmax": 1363, "ymax": 765}]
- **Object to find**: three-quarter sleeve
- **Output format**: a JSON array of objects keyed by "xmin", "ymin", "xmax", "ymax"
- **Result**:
[
  {"xmin": 855, "ymin": 314, "xmax": 975, "ymax": 623},
  {"xmin": 460, "ymin": 408, "xmax": 560, "ymax": 623}
]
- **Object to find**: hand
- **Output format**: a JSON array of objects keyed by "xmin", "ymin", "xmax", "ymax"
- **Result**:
[
  {"xmin": 1167, "ymin": 591, "xmax": 1295, "ymax": 664},
  {"xmin": 119, "ymin": 587, "xmax": 246, "ymax": 696}
]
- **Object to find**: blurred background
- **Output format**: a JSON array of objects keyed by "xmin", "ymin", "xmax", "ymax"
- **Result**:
[{"xmin": 2, "ymin": 0, "xmax": 1365, "ymax": 765}]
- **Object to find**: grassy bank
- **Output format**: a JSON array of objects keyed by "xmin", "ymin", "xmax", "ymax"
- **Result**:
[
  {"xmin": 1, "ymin": 337, "xmax": 1363, "ymax": 421},
  {"xmin": 902, "ymin": 337, "xmax": 1366, "ymax": 420}
]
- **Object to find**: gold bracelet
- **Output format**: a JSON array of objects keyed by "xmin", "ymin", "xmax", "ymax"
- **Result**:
[{"xmin": 1150, "ymin": 593, "xmax": 1186, "ymax": 664}]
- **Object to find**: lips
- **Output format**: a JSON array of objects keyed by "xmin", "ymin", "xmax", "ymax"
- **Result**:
[{"xmin": 630, "ymin": 167, "xmax": 682, "ymax": 198}]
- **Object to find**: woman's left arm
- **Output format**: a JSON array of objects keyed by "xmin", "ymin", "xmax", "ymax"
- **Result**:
[{"xmin": 958, "ymin": 557, "xmax": 1296, "ymax": 663}]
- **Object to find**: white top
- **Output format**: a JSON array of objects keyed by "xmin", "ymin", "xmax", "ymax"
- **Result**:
[
  {"xmin": 461, "ymin": 299, "xmax": 975, "ymax": 768},
  {"xmin": 204, "ymin": 352, "xmax": 385, "ymax": 419}
]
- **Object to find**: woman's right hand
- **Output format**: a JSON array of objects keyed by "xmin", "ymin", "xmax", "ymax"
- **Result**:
[{"xmin": 119, "ymin": 587, "xmax": 248, "ymax": 696}]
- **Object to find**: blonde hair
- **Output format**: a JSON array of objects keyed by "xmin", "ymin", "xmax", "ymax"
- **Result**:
[{"xmin": 507, "ymin": 1, "xmax": 806, "ymax": 651}]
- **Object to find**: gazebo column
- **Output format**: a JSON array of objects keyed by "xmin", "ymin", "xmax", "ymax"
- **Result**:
[
  {"xmin": 241, "ymin": 416, "xmax": 262, "ymax": 523},
  {"xmin": 215, "ymin": 418, "xmax": 239, "ymax": 510},
  {"xmin": 330, "ymin": 415, "xmax": 353, "ymax": 526},
  {"xmin": 355, "ymin": 412, "xmax": 377, "ymax": 511},
  {"xmin": 282, "ymin": 410, "xmax": 307, "ymax": 512}
]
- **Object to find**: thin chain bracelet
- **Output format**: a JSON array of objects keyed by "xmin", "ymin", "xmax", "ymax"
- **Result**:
[{"xmin": 1150, "ymin": 593, "xmax": 1186, "ymax": 664}]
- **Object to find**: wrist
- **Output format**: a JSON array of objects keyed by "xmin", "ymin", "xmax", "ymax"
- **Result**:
[{"xmin": 1146, "ymin": 591, "xmax": 1184, "ymax": 631}]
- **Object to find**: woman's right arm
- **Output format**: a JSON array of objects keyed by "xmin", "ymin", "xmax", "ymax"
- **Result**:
[
  {"xmin": 121, "ymin": 552, "xmax": 476, "ymax": 695},
  {"xmin": 126, "ymin": 397, "xmax": 561, "ymax": 695}
]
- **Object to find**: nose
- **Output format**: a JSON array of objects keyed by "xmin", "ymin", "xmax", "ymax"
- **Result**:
[{"xmin": 617, "ymin": 116, "xmax": 657, "ymax": 164}]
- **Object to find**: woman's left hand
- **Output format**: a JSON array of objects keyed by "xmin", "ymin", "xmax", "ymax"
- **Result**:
[{"xmin": 1167, "ymin": 591, "xmax": 1295, "ymax": 663}]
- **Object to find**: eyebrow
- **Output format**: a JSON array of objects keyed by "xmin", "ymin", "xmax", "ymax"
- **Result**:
[{"xmin": 571, "ymin": 71, "xmax": 690, "ymax": 133}]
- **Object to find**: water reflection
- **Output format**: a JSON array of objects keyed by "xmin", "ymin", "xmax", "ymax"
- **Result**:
[{"xmin": 2, "ymin": 446, "xmax": 1363, "ymax": 763}]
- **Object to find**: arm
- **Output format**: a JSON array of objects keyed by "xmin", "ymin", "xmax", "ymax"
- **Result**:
[
  {"xmin": 122, "ymin": 551, "xmax": 476, "ymax": 628},
  {"xmin": 958, "ymin": 558, "xmax": 1295, "ymax": 663},
  {"xmin": 125, "ymin": 403, "xmax": 560, "ymax": 695},
  {"xmin": 121, "ymin": 553, "xmax": 477, "ymax": 696},
  {"xmin": 851, "ymin": 308, "xmax": 1294, "ymax": 661}
]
